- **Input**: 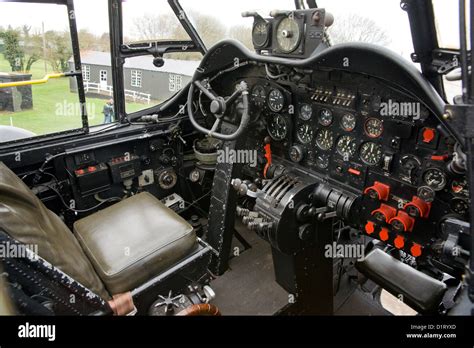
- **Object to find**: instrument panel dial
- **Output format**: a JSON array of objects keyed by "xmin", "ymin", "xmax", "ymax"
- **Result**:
[
  {"xmin": 268, "ymin": 89, "xmax": 285, "ymax": 112},
  {"xmin": 340, "ymin": 113, "xmax": 357, "ymax": 132},
  {"xmin": 316, "ymin": 128, "xmax": 334, "ymax": 151},
  {"xmin": 296, "ymin": 123, "xmax": 314, "ymax": 144},
  {"xmin": 336, "ymin": 135, "xmax": 357, "ymax": 158},
  {"xmin": 319, "ymin": 108, "xmax": 334, "ymax": 127},
  {"xmin": 364, "ymin": 118, "xmax": 384, "ymax": 138},
  {"xmin": 275, "ymin": 16, "xmax": 301, "ymax": 53},
  {"xmin": 251, "ymin": 85, "xmax": 266, "ymax": 108},
  {"xmin": 267, "ymin": 114, "xmax": 288, "ymax": 141},
  {"xmin": 423, "ymin": 168, "xmax": 447, "ymax": 191},
  {"xmin": 299, "ymin": 104, "xmax": 313, "ymax": 121},
  {"xmin": 360, "ymin": 142, "xmax": 383, "ymax": 166}
]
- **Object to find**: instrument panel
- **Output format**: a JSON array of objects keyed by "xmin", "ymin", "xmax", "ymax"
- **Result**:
[{"xmin": 226, "ymin": 69, "xmax": 469, "ymax": 264}]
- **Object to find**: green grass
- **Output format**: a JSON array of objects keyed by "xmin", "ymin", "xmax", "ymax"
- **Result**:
[{"xmin": 0, "ymin": 54, "xmax": 152, "ymax": 136}]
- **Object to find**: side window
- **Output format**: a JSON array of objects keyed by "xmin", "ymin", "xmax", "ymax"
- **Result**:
[
  {"xmin": 121, "ymin": 0, "xmax": 202, "ymax": 114},
  {"xmin": 131, "ymin": 70, "xmax": 142, "ymax": 88},
  {"xmin": 169, "ymin": 74, "xmax": 182, "ymax": 92},
  {"xmin": 0, "ymin": 0, "xmax": 113, "ymax": 143},
  {"xmin": 82, "ymin": 65, "xmax": 91, "ymax": 82}
]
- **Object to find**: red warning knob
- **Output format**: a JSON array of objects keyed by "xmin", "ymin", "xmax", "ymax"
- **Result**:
[
  {"xmin": 379, "ymin": 228, "xmax": 390, "ymax": 242},
  {"xmin": 365, "ymin": 221, "xmax": 376, "ymax": 235},
  {"xmin": 422, "ymin": 128, "xmax": 436, "ymax": 144},
  {"xmin": 364, "ymin": 181, "xmax": 391, "ymax": 201},
  {"xmin": 411, "ymin": 243, "xmax": 423, "ymax": 257},
  {"xmin": 394, "ymin": 236, "xmax": 405, "ymax": 249},
  {"xmin": 372, "ymin": 204, "xmax": 398, "ymax": 223},
  {"xmin": 404, "ymin": 196, "xmax": 431, "ymax": 219},
  {"xmin": 389, "ymin": 211, "xmax": 415, "ymax": 233}
]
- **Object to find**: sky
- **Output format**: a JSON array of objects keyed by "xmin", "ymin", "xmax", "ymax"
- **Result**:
[{"xmin": 0, "ymin": 0, "xmax": 461, "ymax": 60}]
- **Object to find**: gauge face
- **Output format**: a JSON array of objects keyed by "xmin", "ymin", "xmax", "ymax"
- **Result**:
[
  {"xmin": 251, "ymin": 85, "xmax": 266, "ymax": 108},
  {"xmin": 417, "ymin": 186, "xmax": 436, "ymax": 203},
  {"xmin": 316, "ymin": 128, "xmax": 334, "ymax": 151},
  {"xmin": 319, "ymin": 108, "xmax": 334, "ymax": 127},
  {"xmin": 423, "ymin": 168, "xmax": 447, "ymax": 191},
  {"xmin": 276, "ymin": 16, "xmax": 301, "ymax": 53},
  {"xmin": 289, "ymin": 145, "xmax": 305, "ymax": 163},
  {"xmin": 252, "ymin": 21, "xmax": 270, "ymax": 48},
  {"xmin": 364, "ymin": 118, "xmax": 384, "ymax": 138},
  {"xmin": 451, "ymin": 198, "xmax": 469, "ymax": 216},
  {"xmin": 359, "ymin": 142, "xmax": 383, "ymax": 166},
  {"xmin": 268, "ymin": 89, "xmax": 285, "ymax": 112},
  {"xmin": 315, "ymin": 153, "xmax": 330, "ymax": 169},
  {"xmin": 296, "ymin": 123, "xmax": 314, "ymax": 144},
  {"xmin": 336, "ymin": 135, "xmax": 357, "ymax": 158},
  {"xmin": 267, "ymin": 114, "xmax": 288, "ymax": 141},
  {"xmin": 341, "ymin": 113, "xmax": 356, "ymax": 132},
  {"xmin": 299, "ymin": 104, "xmax": 313, "ymax": 121}
]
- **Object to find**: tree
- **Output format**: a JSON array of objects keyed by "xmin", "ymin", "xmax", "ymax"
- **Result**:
[
  {"xmin": 0, "ymin": 26, "xmax": 41, "ymax": 73},
  {"xmin": 44, "ymin": 31, "xmax": 72, "ymax": 72},
  {"xmin": 78, "ymin": 29, "xmax": 110, "ymax": 52},
  {"xmin": 0, "ymin": 28, "xmax": 23, "ymax": 72},
  {"xmin": 228, "ymin": 25, "xmax": 253, "ymax": 50},
  {"xmin": 327, "ymin": 14, "xmax": 391, "ymax": 46}
]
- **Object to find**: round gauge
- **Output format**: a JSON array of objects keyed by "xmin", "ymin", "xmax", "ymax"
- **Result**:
[
  {"xmin": 315, "ymin": 153, "xmax": 330, "ymax": 169},
  {"xmin": 252, "ymin": 21, "xmax": 270, "ymax": 48},
  {"xmin": 289, "ymin": 145, "xmax": 305, "ymax": 163},
  {"xmin": 267, "ymin": 114, "xmax": 288, "ymax": 141},
  {"xmin": 417, "ymin": 186, "xmax": 436, "ymax": 203},
  {"xmin": 316, "ymin": 128, "xmax": 334, "ymax": 151},
  {"xmin": 319, "ymin": 108, "xmax": 334, "ymax": 127},
  {"xmin": 336, "ymin": 135, "xmax": 357, "ymax": 158},
  {"xmin": 299, "ymin": 104, "xmax": 313, "ymax": 121},
  {"xmin": 340, "ymin": 113, "xmax": 357, "ymax": 132},
  {"xmin": 251, "ymin": 85, "xmax": 266, "ymax": 108},
  {"xmin": 364, "ymin": 118, "xmax": 384, "ymax": 138},
  {"xmin": 276, "ymin": 16, "xmax": 301, "ymax": 53},
  {"xmin": 268, "ymin": 89, "xmax": 285, "ymax": 112},
  {"xmin": 452, "ymin": 179, "xmax": 469, "ymax": 197},
  {"xmin": 359, "ymin": 142, "xmax": 383, "ymax": 166},
  {"xmin": 422, "ymin": 168, "xmax": 447, "ymax": 191},
  {"xmin": 296, "ymin": 123, "xmax": 314, "ymax": 144},
  {"xmin": 451, "ymin": 198, "xmax": 469, "ymax": 216}
]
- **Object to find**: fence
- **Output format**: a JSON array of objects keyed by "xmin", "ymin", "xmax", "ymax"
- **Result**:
[{"xmin": 83, "ymin": 82, "xmax": 151, "ymax": 104}]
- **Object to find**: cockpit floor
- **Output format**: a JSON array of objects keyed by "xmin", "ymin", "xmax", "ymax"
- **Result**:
[{"xmin": 210, "ymin": 223, "xmax": 289, "ymax": 315}]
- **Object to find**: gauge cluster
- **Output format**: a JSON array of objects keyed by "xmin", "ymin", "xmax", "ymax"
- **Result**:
[{"xmin": 242, "ymin": 73, "xmax": 469, "ymax": 228}]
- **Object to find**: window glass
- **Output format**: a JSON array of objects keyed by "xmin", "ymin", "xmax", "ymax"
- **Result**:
[{"xmin": 0, "ymin": 1, "xmax": 114, "ymax": 142}]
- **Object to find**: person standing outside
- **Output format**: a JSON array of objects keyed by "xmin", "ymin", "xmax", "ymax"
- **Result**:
[{"xmin": 103, "ymin": 99, "xmax": 115, "ymax": 124}]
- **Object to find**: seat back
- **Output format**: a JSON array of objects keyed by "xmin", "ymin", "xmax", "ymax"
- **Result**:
[{"xmin": 0, "ymin": 162, "xmax": 110, "ymax": 300}]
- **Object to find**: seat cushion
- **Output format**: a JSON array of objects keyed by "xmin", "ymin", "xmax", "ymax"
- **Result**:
[
  {"xmin": 73, "ymin": 192, "xmax": 197, "ymax": 294},
  {"xmin": 0, "ymin": 162, "xmax": 110, "ymax": 300}
]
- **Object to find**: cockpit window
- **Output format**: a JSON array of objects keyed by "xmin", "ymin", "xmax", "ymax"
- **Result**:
[{"xmin": 432, "ymin": 0, "xmax": 460, "ymax": 50}]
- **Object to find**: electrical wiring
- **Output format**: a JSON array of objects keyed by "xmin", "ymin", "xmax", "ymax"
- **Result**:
[{"xmin": 35, "ymin": 184, "xmax": 122, "ymax": 214}]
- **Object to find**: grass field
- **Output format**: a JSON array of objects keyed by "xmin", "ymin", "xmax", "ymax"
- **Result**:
[{"xmin": 0, "ymin": 54, "xmax": 149, "ymax": 136}]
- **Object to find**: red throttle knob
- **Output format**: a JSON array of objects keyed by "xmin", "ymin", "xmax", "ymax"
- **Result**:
[
  {"xmin": 394, "ymin": 235, "xmax": 405, "ymax": 249},
  {"xmin": 372, "ymin": 204, "xmax": 397, "ymax": 223},
  {"xmin": 364, "ymin": 182, "xmax": 390, "ymax": 201},
  {"xmin": 411, "ymin": 243, "xmax": 423, "ymax": 258},
  {"xmin": 379, "ymin": 228, "xmax": 390, "ymax": 242},
  {"xmin": 389, "ymin": 211, "xmax": 415, "ymax": 233},
  {"xmin": 365, "ymin": 221, "xmax": 376, "ymax": 235},
  {"xmin": 404, "ymin": 196, "xmax": 431, "ymax": 219}
]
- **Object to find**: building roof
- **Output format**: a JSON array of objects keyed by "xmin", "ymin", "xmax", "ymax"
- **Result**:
[{"xmin": 72, "ymin": 51, "xmax": 200, "ymax": 76}]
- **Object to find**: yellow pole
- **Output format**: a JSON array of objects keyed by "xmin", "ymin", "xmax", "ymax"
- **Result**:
[{"xmin": 0, "ymin": 73, "xmax": 66, "ymax": 88}]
